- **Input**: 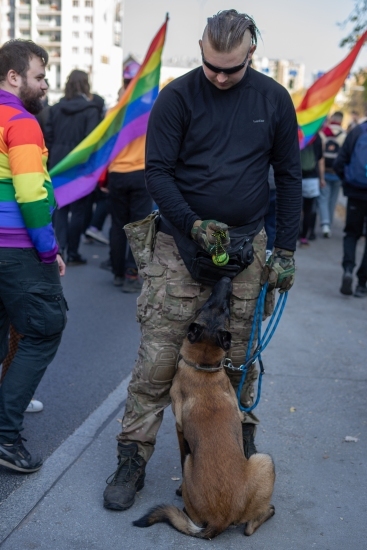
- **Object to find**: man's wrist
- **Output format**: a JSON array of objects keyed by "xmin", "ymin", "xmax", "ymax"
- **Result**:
[{"xmin": 191, "ymin": 219, "xmax": 202, "ymax": 240}]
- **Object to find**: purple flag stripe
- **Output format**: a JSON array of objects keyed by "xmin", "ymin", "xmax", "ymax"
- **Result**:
[
  {"xmin": 109, "ymin": 111, "xmax": 150, "ymax": 160},
  {"xmin": 54, "ymin": 166, "xmax": 105, "ymax": 208}
]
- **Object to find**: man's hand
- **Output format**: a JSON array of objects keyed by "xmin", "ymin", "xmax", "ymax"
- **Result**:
[
  {"xmin": 261, "ymin": 248, "xmax": 295, "ymax": 293},
  {"xmin": 56, "ymin": 254, "xmax": 66, "ymax": 276},
  {"xmin": 191, "ymin": 220, "xmax": 230, "ymax": 254}
]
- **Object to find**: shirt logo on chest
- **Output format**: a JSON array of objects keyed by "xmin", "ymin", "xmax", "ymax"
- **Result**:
[{"xmin": 253, "ymin": 119, "xmax": 265, "ymax": 123}]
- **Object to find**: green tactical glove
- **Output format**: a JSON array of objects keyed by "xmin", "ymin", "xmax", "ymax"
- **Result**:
[
  {"xmin": 261, "ymin": 248, "xmax": 295, "ymax": 293},
  {"xmin": 191, "ymin": 220, "xmax": 230, "ymax": 255}
]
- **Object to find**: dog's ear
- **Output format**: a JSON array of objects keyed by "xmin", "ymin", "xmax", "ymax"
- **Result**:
[
  {"xmin": 187, "ymin": 323, "xmax": 204, "ymax": 344},
  {"xmin": 216, "ymin": 330, "xmax": 232, "ymax": 351}
]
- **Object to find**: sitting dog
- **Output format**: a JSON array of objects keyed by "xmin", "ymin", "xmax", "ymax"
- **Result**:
[{"xmin": 133, "ymin": 276, "xmax": 275, "ymax": 539}]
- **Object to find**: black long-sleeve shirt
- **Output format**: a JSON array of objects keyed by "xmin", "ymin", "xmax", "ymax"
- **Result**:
[{"xmin": 145, "ymin": 66, "xmax": 302, "ymax": 251}]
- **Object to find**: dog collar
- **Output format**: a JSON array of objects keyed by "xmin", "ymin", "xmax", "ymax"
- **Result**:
[{"xmin": 178, "ymin": 354, "xmax": 225, "ymax": 372}]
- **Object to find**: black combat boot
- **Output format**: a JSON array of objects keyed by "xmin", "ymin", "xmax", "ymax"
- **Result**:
[
  {"xmin": 103, "ymin": 442, "xmax": 146, "ymax": 510},
  {"xmin": 242, "ymin": 423, "xmax": 257, "ymax": 459}
]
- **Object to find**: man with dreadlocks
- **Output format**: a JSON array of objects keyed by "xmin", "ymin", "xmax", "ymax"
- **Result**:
[{"xmin": 103, "ymin": 9, "xmax": 302, "ymax": 511}]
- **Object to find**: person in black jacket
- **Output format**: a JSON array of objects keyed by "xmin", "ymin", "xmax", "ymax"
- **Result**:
[
  {"xmin": 334, "ymin": 120, "xmax": 367, "ymax": 298},
  {"xmin": 103, "ymin": 10, "xmax": 302, "ymax": 512},
  {"xmin": 45, "ymin": 70, "xmax": 103, "ymax": 265}
]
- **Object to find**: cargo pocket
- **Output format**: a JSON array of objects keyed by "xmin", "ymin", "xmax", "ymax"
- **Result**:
[
  {"xmin": 231, "ymin": 282, "xmax": 260, "ymax": 322},
  {"xmin": 136, "ymin": 262, "xmax": 166, "ymax": 324},
  {"xmin": 23, "ymin": 282, "xmax": 67, "ymax": 337},
  {"xmin": 163, "ymin": 282, "xmax": 201, "ymax": 322}
]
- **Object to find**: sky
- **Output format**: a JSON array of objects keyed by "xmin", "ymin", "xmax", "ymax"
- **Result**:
[{"xmin": 123, "ymin": 0, "xmax": 367, "ymax": 86}]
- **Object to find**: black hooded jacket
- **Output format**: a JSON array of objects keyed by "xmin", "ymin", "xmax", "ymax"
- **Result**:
[{"xmin": 45, "ymin": 94, "xmax": 102, "ymax": 169}]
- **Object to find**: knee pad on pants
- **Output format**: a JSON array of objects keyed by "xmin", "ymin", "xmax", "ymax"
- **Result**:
[{"xmin": 147, "ymin": 345, "xmax": 178, "ymax": 385}]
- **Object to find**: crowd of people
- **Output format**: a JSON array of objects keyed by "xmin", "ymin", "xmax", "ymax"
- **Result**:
[
  {"xmin": 296, "ymin": 109, "xmax": 367, "ymax": 299},
  {"xmin": 0, "ymin": 11, "xmax": 366, "ymax": 521}
]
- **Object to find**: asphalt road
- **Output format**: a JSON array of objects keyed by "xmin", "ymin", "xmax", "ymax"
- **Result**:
[{"xmin": 0, "ymin": 215, "xmax": 366, "ymax": 550}]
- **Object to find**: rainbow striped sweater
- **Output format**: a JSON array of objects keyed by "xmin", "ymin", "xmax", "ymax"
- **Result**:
[{"xmin": 0, "ymin": 89, "xmax": 58, "ymax": 262}]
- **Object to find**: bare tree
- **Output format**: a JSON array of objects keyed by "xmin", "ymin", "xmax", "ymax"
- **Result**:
[{"xmin": 339, "ymin": 0, "xmax": 367, "ymax": 46}]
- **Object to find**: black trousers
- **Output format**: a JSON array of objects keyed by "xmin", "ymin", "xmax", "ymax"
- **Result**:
[
  {"xmin": 343, "ymin": 197, "xmax": 367, "ymax": 285},
  {"xmin": 300, "ymin": 197, "xmax": 318, "ymax": 239},
  {"xmin": 0, "ymin": 248, "xmax": 67, "ymax": 443},
  {"xmin": 84, "ymin": 187, "xmax": 109, "ymax": 232},
  {"xmin": 54, "ymin": 195, "xmax": 90, "ymax": 258},
  {"xmin": 108, "ymin": 170, "xmax": 152, "ymax": 276}
]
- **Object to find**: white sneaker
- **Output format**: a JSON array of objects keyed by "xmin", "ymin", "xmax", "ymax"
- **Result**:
[
  {"xmin": 322, "ymin": 224, "xmax": 331, "ymax": 238},
  {"xmin": 25, "ymin": 399, "xmax": 43, "ymax": 413},
  {"xmin": 85, "ymin": 227, "xmax": 109, "ymax": 245}
]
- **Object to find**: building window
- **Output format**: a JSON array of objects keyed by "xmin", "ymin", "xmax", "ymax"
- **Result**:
[
  {"xmin": 72, "ymin": 16, "xmax": 79, "ymax": 23},
  {"xmin": 85, "ymin": 0, "xmax": 93, "ymax": 6},
  {"xmin": 85, "ymin": 16, "xmax": 93, "ymax": 23},
  {"xmin": 84, "ymin": 47, "xmax": 92, "ymax": 54},
  {"xmin": 72, "ymin": 0, "xmax": 79, "ymax": 6},
  {"xmin": 85, "ymin": 32, "xmax": 92, "ymax": 39},
  {"xmin": 101, "ymin": 55, "xmax": 109, "ymax": 64},
  {"xmin": 72, "ymin": 31, "xmax": 79, "ymax": 38},
  {"xmin": 72, "ymin": 47, "xmax": 79, "ymax": 54}
]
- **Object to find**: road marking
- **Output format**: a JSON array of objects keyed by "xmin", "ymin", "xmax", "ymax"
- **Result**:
[{"xmin": 0, "ymin": 375, "xmax": 131, "ymax": 542}]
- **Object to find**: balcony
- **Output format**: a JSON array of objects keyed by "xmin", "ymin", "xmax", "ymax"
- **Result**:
[
  {"xmin": 37, "ymin": 31, "xmax": 61, "ymax": 46},
  {"xmin": 37, "ymin": 1, "xmax": 61, "ymax": 8},
  {"xmin": 37, "ymin": 23, "xmax": 62, "ymax": 31}
]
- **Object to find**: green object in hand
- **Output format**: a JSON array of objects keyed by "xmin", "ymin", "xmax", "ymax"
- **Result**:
[{"xmin": 212, "ymin": 252, "xmax": 229, "ymax": 266}]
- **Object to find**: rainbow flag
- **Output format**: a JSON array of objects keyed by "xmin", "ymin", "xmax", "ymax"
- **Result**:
[
  {"xmin": 297, "ymin": 30, "xmax": 367, "ymax": 149},
  {"xmin": 50, "ymin": 16, "xmax": 168, "ymax": 207}
]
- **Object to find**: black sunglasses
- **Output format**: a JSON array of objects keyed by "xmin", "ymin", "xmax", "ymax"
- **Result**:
[{"xmin": 201, "ymin": 49, "xmax": 250, "ymax": 75}]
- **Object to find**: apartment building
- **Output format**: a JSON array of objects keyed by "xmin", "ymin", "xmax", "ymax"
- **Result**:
[
  {"xmin": 0, "ymin": 0, "xmax": 123, "ymax": 105},
  {"xmin": 254, "ymin": 56, "xmax": 305, "ymax": 92}
]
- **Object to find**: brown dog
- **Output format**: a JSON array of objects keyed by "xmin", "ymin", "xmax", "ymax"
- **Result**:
[{"xmin": 133, "ymin": 276, "xmax": 275, "ymax": 539}]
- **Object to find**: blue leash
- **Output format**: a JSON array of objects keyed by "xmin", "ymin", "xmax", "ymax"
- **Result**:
[{"xmin": 225, "ymin": 283, "xmax": 288, "ymax": 413}]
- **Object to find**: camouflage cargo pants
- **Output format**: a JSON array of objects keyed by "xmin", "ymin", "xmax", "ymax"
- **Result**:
[{"xmin": 117, "ymin": 229, "xmax": 271, "ymax": 463}]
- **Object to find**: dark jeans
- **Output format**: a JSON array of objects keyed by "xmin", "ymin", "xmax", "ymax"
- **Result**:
[
  {"xmin": 108, "ymin": 170, "xmax": 152, "ymax": 276},
  {"xmin": 343, "ymin": 197, "xmax": 367, "ymax": 285},
  {"xmin": 264, "ymin": 189, "xmax": 276, "ymax": 250},
  {"xmin": 0, "ymin": 248, "xmax": 67, "ymax": 443},
  {"xmin": 54, "ymin": 195, "xmax": 90, "ymax": 258}
]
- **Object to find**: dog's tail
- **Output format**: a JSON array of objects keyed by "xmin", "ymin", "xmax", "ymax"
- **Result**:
[{"xmin": 133, "ymin": 504, "xmax": 218, "ymax": 539}]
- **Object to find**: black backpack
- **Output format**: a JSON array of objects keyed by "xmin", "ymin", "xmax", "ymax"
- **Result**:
[{"xmin": 323, "ymin": 131, "xmax": 343, "ymax": 170}]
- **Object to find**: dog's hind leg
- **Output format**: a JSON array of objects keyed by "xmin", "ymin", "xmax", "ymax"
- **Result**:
[
  {"xmin": 241, "ymin": 453, "xmax": 276, "ymax": 536},
  {"xmin": 244, "ymin": 505, "xmax": 275, "ymax": 536}
]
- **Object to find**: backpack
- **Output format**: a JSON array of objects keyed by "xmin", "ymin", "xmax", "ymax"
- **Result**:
[
  {"xmin": 300, "ymin": 144, "xmax": 317, "ymax": 172},
  {"xmin": 323, "ymin": 132, "xmax": 342, "ymax": 170},
  {"xmin": 345, "ymin": 123, "xmax": 367, "ymax": 188}
]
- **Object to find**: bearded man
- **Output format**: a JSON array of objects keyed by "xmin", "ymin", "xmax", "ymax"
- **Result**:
[{"xmin": 0, "ymin": 40, "xmax": 67, "ymax": 473}]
